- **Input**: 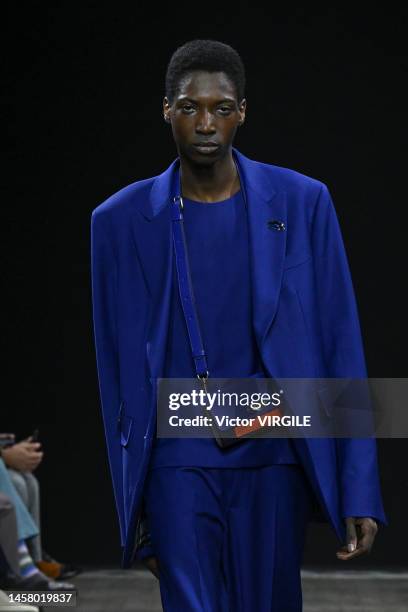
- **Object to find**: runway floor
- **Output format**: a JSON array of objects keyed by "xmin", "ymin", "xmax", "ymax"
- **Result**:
[{"xmin": 51, "ymin": 567, "xmax": 408, "ymax": 611}]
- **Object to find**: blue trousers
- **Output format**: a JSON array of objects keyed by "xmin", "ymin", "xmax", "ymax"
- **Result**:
[{"xmin": 144, "ymin": 464, "xmax": 315, "ymax": 611}]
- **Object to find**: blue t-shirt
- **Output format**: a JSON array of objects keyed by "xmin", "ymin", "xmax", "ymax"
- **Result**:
[{"xmin": 147, "ymin": 188, "xmax": 298, "ymax": 469}]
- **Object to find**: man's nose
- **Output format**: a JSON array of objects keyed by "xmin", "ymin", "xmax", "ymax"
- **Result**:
[{"xmin": 195, "ymin": 110, "xmax": 216, "ymax": 133}]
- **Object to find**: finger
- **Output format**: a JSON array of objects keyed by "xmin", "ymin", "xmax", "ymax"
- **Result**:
[
  {"xmin": 149, "ymin": 558, "xmax": 160, "ymax": 575},
  {"xmin": 337, "ymin": 535, "xmax": 372, "ymax": 558},
  {"xmin": 345, "ymin": 517, "xmax": 358, "ymax": 552},
  {"xmin": 356, "ymin": 517, "xmax": 378, "ymax": 538},
  {"xmin": 336, "ymin": 545, "xmax": 349, "ymax": 554},
  {"xmin": 357, "ymin": 531, "xmax": 375, "ymax": 553},
  {"xmin": 29, "ymin": 456, "xmax": 43, "ymax": 466},
  {"xmin": 144, "ymin": 558, "xmax": 160, "ymax": 579},
  {"xmin": 336, "ymin": 545, "xmax": 368, "ymax": 561},
  {"xmin": 336, "ymin": 538, "xmax": 372, "ymax": 560},
  {"xmin": 336, "ymin": 543, "xmax": 370, "ymax": 561},
  {"xmin": 355, "ymin": 518, "xmax": 377, "ymax": 550},
  {"xmin": 336, "ymin": 533, "xmax": 373, "ymax": 561},
  {"xmin": 151, "ymin": 567, "xmax": 160, "ymax": 579}
]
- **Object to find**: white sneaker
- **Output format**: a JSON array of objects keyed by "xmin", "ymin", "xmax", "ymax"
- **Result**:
[{"xmin": 0, "ymin": 590, "xmax": 39, "ymax": 611}]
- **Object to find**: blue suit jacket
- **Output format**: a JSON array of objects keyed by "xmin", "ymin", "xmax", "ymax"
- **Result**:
[{"xmin": 91, "ymin": 147, "xmax": 387, "ymax": 568}]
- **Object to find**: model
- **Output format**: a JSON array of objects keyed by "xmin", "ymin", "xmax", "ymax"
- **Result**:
[{"xmin": 91, "ymin": 39, "xmax": 387, "ymax": 611}]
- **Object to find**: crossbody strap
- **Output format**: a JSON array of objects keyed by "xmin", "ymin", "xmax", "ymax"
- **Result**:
[
  {"xmin": 170, "ymin": 158, "xmax": 246, "ymax": 387},
  {"xmin": 171, "ymin": 194, "xmax": 209, "ymax": 382}
]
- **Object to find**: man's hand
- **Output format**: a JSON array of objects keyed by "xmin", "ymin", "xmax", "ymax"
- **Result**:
[
  {"xmin": 142, "ymin": 555, "xmax": 160, "ymax": 579},
  {"xmin": 1, "ymin": 438, "xmax": 44, "ymax": 472},
  {"xmin": 336, "ymin": 517, "xmax": 378, "ymax": 561}
]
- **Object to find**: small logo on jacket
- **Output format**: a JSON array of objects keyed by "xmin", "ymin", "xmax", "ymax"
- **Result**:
[{"xmin": 267, "ymin": 220, "xmax": 286, "ymax": 231}]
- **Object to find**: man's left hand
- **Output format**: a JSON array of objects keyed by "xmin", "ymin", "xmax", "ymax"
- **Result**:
[{"xmin": 336, "ymin": 517, "xmax": 378, "ymax": 561}]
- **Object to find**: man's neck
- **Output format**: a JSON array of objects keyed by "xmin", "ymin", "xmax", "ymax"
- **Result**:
[{"xmin": 179, "ymin": 150, "xmax": 240, "ymax": 203}]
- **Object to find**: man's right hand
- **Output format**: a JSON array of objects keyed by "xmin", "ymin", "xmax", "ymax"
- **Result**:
[{"xmin": 142, "ymin": 556, "xmax": 160, "ymax": 579}]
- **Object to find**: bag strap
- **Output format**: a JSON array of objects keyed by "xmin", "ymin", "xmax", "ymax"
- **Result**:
[
  {"xmin": 170, "ymin": 158, "xmax": 246, "ymax": 387},
  {"xmin": 171, "ymin": 192, "xmax": 209, "ymax": 382}
]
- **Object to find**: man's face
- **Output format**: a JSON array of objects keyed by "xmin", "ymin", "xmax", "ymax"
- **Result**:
[{"xmin": 163, "ymin": 71, "xmax": 246, "ymax": 165}]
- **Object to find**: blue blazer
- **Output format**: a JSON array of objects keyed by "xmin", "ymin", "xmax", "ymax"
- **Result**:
[{"xmin": 91, "ymin": 147, "xmax": 387, "ymax": 568}]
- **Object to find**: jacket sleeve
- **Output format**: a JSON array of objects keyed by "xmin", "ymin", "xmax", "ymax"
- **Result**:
[
  {"xmin": 312, "ymin": 184, "xmax": 388, "ymax": 526},
  {"xmin": 91, "ymin": 208, "xmax": 126, "ymax": 543}
]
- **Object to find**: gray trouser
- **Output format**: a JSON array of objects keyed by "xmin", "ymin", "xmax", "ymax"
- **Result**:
[
  {"xmin": 7, "ymin": 470, "xmax": 42, "ymax": 563},
  {"xmin": 0, "ymin": 492, "xmax": 20, "ymax": 575}
]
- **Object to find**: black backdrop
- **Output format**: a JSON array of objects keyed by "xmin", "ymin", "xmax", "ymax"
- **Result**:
[{"xmin": 2, "ymin": 4, "xmax": 408, "ymax": 567}]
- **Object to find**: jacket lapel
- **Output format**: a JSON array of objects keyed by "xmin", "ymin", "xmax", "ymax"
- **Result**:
[
  {"xmin": 232, "ymin": 148, "xmax": 287, "ymax": 353},
  {"xmin": 132, "ymin": 148, "xmax": 287, "ymax": 378},
  {"xmin": 131, "ymin": 161, "xmax": 177, "ymax": 382}
]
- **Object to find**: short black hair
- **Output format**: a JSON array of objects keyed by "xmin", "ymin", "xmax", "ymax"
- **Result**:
[{"xmin": 165, "ymin": 39, "xmax": 245, "ymax": 104}]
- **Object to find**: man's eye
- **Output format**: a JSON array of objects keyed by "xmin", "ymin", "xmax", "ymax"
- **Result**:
[
  {"xmin": 218, "ymin": 107, "xmax": 232, "ymax": 114},
  {"xmin": 182, "ymin": 105, "xmax": 195, "ymax": 113}
]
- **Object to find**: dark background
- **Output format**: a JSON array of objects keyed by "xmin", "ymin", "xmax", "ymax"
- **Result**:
[{"xmin": 2, "ymin": 4, "xmax": 407, "ymax": 567}]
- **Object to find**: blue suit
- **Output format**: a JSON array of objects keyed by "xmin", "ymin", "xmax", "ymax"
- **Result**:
[{"xmin": 91, "ymin": 147, "xmax": 387, "ymax": 569}]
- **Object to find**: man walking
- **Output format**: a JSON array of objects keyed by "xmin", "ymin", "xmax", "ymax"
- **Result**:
[{"xmin": 91, "ymin": 39, "xmax": 387, "ymax": 611}]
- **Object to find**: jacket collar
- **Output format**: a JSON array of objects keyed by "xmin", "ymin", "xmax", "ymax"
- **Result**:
[
  {"xmin": 139, "ymin": 147, "xmax": 277, "ymax": 221},
  {"xmin": 135, "ymin": 146, "xmax": 286, "ymax": 358}
]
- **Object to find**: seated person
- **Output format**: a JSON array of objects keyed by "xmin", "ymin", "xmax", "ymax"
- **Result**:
[
  {"xmin": 0, "ymin": 433, "xmax": 80, "ymax": 580},
  {"xmin": 0, "ymin": 491, "xmax": 74, "ymax": 592},
  {"xmin": 0, "ymin": 434, "xmax": 42, "ymax": 565}
]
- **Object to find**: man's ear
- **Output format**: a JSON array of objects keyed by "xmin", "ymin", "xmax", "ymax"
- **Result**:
[
  {"xmin": 163, "ymin": 96, "xmax": 171, "ymax": 123},
  {"xmin": 238, "ymin": 98, "xmax": 246, "ymax": 126}
]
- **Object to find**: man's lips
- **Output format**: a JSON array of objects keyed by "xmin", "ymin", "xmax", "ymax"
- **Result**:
[{"xmin": 192, "ymin": 143, "xmax": 220, "ymax": 153}]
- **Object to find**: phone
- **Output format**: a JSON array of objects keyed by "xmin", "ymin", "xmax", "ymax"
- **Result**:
[
  {"xmin": 0, "ymin": 433, "xmax": 16, "ymax": 448},
  {"xmin": 31, "ymin": 428, "xmax": 40, "ymax": 442}
]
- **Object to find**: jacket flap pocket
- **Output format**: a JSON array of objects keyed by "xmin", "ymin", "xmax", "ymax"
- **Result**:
[{"xmin": 120, "ymin": 415, "xmax": 133, "ymax": 447}]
